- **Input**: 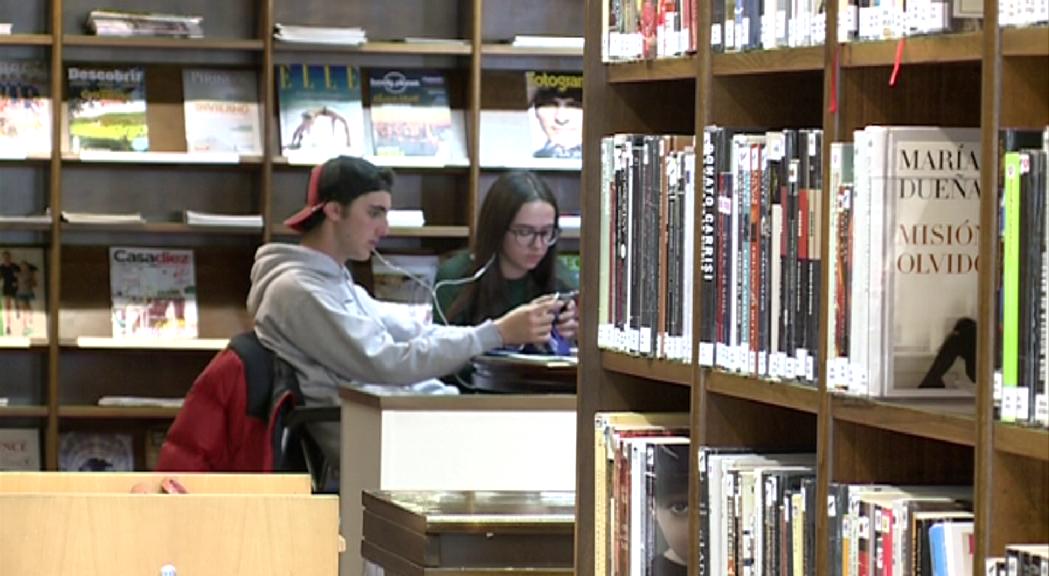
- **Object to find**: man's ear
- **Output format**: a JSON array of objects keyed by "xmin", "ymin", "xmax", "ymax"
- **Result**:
[{"xmin": 321, "ymin": 201, "xmax": 343, "ymax": 221}]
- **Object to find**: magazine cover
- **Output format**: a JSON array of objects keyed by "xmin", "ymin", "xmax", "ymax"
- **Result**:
[
  {"xmin": 368, "ymin": 69, "xmax": 453, "ymax": 157},
  {"xmin": 0, "ymin": 247, "xmax": 47, "ymax": 339},
  {"xmin": 277, "ymin": 64, "xmax": 366, "ymax": 157},
  {"xmin": 58, "ymin": 431, "xmax": 133, "ymax": 471},
  {"xmin": 525, "ymin": 71, "xmax": 583, "ymax": 159},
  {"xmin": 0, "ymin": 61, "xmax": 51, "ymax": 156},
  {"xmin": 0, "ymin": 428, "xmax": 41, "ymax": 471},
  {"xmin": 67, "ymin": 66, "xmax": 148, "ymax": 152},
  {"xmin": 182, "ymin": 68, "xmax": 262, "ymax": 154},
  {"xmin": 109, "ymin": 247, "xmax": 198, "ymax": 339}
]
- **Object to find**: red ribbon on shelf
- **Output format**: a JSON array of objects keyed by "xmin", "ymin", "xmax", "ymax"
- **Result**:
[
  {"xmin": 889, "ymin": 38, "xmax": 905, "ymax": 86},
  {"xmin": 829, "ymin": 44, "xmax": 840, "ymax": 113}
]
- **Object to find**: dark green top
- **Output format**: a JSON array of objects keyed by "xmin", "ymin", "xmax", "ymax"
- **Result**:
[{"xmin": 432, "ymin": 251, "xmax": 579, "ymax": 326}]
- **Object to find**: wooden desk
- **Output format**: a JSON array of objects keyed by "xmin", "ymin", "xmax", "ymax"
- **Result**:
[
  {"xmin": 0, "ymin": 472, "xmax": 340, "ymax": 576},
  {"xmin": 362, "ymin": 490, "xmax": 574, "ymax": 576},
  {"xmin": 339, "ymin": 389, "xmax": 576, "ymax": 576}
]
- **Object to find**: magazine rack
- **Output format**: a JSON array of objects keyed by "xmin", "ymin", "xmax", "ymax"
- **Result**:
[{"xmin": 0, "ymin": 472, "xmax": 341, "ymax": 575}]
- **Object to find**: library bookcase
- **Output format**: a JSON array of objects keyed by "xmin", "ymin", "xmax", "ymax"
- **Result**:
[
  {"xmin": 0, "ymin": 0, "xmax": 582, "ymax": 470},
  {"xmin": 576, "ymin": 2, "xmax": 1047, "ymax": 576}
]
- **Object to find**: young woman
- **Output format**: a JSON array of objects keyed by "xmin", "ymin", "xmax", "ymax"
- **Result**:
[{"xmin": 433, "ymin": 171, "xmax": 578, "ymax": 339}]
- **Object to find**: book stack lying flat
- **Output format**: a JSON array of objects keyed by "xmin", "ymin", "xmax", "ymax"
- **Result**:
[
  {"xmin": 86, "ymin": 10, "xmax": 204, "ymax": 38},
  {"xmin": 184, "ymin": 210, "xmax": 263, "ymax": 229},
  {"xmin": 274, "ymin": 23, "xmax": 366, "ymax": 45}
]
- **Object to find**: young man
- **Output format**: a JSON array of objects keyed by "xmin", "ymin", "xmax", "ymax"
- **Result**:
[{"xmin": 247, "ymin": 155, "xmax": 562, "ymax": 483}]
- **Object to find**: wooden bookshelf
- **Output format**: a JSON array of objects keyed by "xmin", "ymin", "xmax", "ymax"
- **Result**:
[
  {"xmin": 480, "ymin": 44, "xmax": 584, "ymax": 57},
  {"xmin": 841, "ymin": 32, "xmax": 983, "ymax": 67},
  {"xmin": 62, "ymin": 35, "xmax": 265, "ymax": 51},
  {"xmin": 712, "ymin": 46, "xmax": 825, "ymax": 75},
  {"xmin": 706, "ymin": 371, "xmax": 820, "ymax": 414},
  {"xmin": 994, "ymin": 423, "xmax": 1049, "ymax": 461},
  {"xmin": 600, "ymin": 350, "xmax": 692, "ymax": 386},
  {"xmin": 605, "ymin": 57, "xmax": 697, "ymax": 83},
  {"xmin": 0, "ymin": 34, "xmax": 52, "ymax": 46},
  {"xmin": 576, "ymin": 0, "xmax": 1048, "ymax": 573},
  {"xmin": 831, "ymin": 395, "xmax": 976, "ymax": 447},
  {"xmin": 275, "ymin": 40, "xmax": 473, "ymax": 55},
  {"xmin": 0, "ymin": 406, "xmax": 50, "ymax": 419},
  {"xmin": 57, "ymin": 406, "xmax": 180, "ymax": 419},
  {"xmin": 1002, "ymin": 26, "xmax": 1049, "ymax": 56},
  {"xmin": 1, "ymin": 0, "xmax": 583, "ymax": 477}
]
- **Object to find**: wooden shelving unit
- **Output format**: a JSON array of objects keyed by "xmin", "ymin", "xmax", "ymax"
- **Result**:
[
  {"xmin": 0, "ymin": 0, "xmax": 584, "ymax": 472},
  {"xmin": 605, "ymin": 56, "xmax": 697, "ymax": 83},
  {"xmin": 576, "ymin": 0, "xmax": 1049, "ymax": 572}
]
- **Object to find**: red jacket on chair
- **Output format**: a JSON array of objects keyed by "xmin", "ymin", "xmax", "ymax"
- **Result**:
[{"xmin": 156, "ymin": 331, "xmax": 296, "ymax": 472}]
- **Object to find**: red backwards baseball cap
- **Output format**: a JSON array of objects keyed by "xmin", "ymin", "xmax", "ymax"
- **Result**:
[{"xmin": 283, "ymin": 156, "xmax": 395, "ymax": 232}]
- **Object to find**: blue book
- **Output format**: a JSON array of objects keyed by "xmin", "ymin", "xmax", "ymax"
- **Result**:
[{"xmin": 929, "ymin": 522, "xmax": 948, "ymax": 576}]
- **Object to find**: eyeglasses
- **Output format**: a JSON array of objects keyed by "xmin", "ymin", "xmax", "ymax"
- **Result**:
[{"xmin": 507, "ymin": 226, "xmax": 559, "ymax": 248}]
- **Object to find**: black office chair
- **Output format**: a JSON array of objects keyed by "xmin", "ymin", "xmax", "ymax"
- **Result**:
[{"xmin": 270, "ymin": 357, "xmax": 341, "ymax": 493}]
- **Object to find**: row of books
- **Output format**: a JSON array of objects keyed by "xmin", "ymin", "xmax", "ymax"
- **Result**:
[
  {"xmin": 594, "ymin": 413, "xmax": 1015, "ymax": 576},
  {"xmin": 998, "ymin": 130, "xmax": 1049, "ymax": 427},
  {"xmin": 604, "ymin": 0, "xmax": 698, "ymax": 61},
  {"xmin": 0, "ymin": 428, "xmax": 167, "ymax": 472},
  {"xmin": 592, "ymin": 125, "xmax": 1049, "ymax": 426},
  {"xmin": 0, "ymin": 62, "xmax": 583, "ymax": 165},
  {"xmin": 596, "ymin": 135, "xmax": 698, "ymax": 362},
  {"xmin": 987, "ymin": 545, "xmax": 1049, "ymax": 575},
  {"xmin": 602, "ymin": 0, "xmax": 1047, "ymax": 61}
]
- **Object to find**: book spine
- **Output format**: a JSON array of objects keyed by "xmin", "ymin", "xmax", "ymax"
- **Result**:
[
  {"xmin": 1003, "ymin": 151, "xmax": 1023, "ymax": 422},
  {"xmin": 701, "ymin": 128, "xmax": 718, "ymax": 365}
]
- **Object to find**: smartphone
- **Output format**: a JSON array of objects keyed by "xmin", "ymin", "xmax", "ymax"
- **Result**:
[{"xmin": 556, "ymin": 290, "xmax": 579, "ymax": 303}]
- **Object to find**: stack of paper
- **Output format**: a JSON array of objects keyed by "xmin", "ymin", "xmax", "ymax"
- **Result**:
[
  {"xmin": 386, "ymin": 210, "xmax": 426, "ymax": 228},
  {"xmin": 274, "ymin": 23, "xmax": 367, "ymax": 45},
  {"xmin": 61, "ymin": 211, "xmax": 145, "ymax": 224},
  {"xmin": 184, "ymin": 210, "xmax": 263, "ymax": 228},
  {"xmin": 511, "ymin": 35, "xmax": 584, "ymax": 49}
]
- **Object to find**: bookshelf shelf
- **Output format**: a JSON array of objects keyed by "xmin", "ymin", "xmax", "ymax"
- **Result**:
[
  {"xmin": 706, "ymin": 371, "xmax": 820, "ymax": 413},
  {"xmin": 61, "ymin": 222, "xmax": 263, "ymax": 235},
  {"xmin": 481, "ymin": 44, "xmax": 584, "ymax": 57},
  {"xmin": 830, "ymin": 393, "xmax": 976, "ymax": 446},
  {"xmin": 0, "ymin": 406, "xmax": 49, "ymax": 419},
  {"xmin": 712, "ymin": 46, "xmax": 825, "ymax": 76},
  {"xmin": 600, "ymin": 350, "xmax": 691, "ymax": 386},
  {"xmin": 61, "ymin": 152, "xmax": 263, "ymax": 166},
  {"xmin": 0, "ymin": 222, "xmax": 51, "ymax": 232},
  {"xmin": 273, "ymin": 224, "xmax": 469, "ymax": 238},
  {"xmin": 0, "ymin": 34, "xmax": 52, "ymax": 46},
  {"xmin": 1002, "ymin": 26, "xmax": 1049, "ymax": 56},
  {"xmin": 994, "ymin": 423, "xmax": 1049, "ymax": 461},
  {"xmin": 842, "ymin": 32, "xmax": 983, "ymax": 67},
  {"xmin": 0, "ymin": 337, "xmax": 49, "ymax": 349},
  {"xmin": 275, "ymin": 40, "xmax": 472, "ymax": 56},
  {"xmin": 62, "ymin": 35, "xmax": 264, "ymax": 51},
  {"xmin": 58, "ymin": 405, "xmax": 180, "ymax": 420},
  {"xmin": 273, "ymin": 156, "xmax": 471, "ymax": 172},
  {"xmin": 61, "ymin": 337, "xmax": 229, "ymax": 351},
  {"xmin": 605, "ymin": 57, "xmax": 697, "ymax": 83}
]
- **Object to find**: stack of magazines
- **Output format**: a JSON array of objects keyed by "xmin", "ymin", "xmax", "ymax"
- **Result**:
[
  {"xmin": 274, "ymin": 23, "xmax": 366, "ymax": 45},
  {"xmin": 86, "ymin": 9, "xmax": 204, "ymax": 38},
  {"xmin": 184, "ymin": 210, "xmax": 263, "ymax": 228}
]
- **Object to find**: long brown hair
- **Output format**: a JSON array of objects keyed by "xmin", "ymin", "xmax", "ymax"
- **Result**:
[{"xmin": 448, "ymin": 171, "xmax": 561, "ymax": 324}]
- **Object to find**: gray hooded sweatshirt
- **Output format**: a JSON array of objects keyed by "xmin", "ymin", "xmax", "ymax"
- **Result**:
[{"xmin": 247, "ymin": 243, "xmax": 503, "ymax": 476}]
